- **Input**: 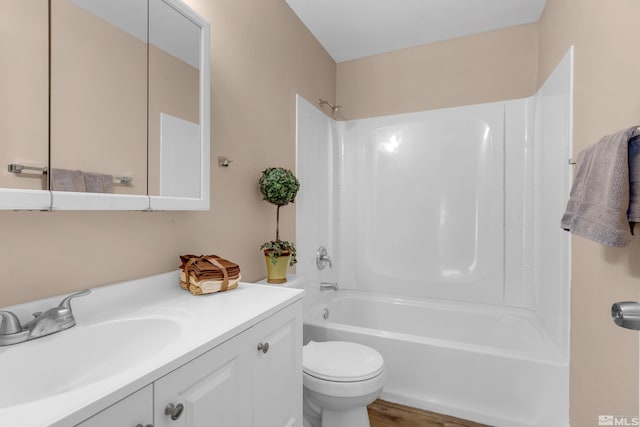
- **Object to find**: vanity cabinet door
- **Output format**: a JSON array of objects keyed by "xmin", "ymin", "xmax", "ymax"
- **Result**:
[
  {"xmin": 76, "ymin": 385, "xmax": 152, "ymax": 427},
  {"xmin": 154, "ymin": 332, "xmax": 252, "ymax": 427},
  {"xmin": 251, "ymin": 302, "xmax": 303, "ymax": 427},
  {"xmin": 153, "ymin": 300, "xmax": 302, "ymax": 427}
]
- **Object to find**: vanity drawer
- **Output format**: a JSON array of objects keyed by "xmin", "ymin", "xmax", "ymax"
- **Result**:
[{"xmin": 76, "ymin": 385, "xmax": 152, "ymax": 427}]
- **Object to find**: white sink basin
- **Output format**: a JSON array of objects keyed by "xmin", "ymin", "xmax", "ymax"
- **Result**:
[{"xmin": 0, "ymin": 317, "xmax": 180, "ymax": 408}]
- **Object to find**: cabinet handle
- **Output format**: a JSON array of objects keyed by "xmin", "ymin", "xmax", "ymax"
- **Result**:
[
  {"xmin": 135, "ymin": 424, "xmax": 153, "ymax": 427},
  {"xmin": 257, "ymin": 342, "xmax": 269, "ymax": 353},
  {"xmin": 165, "ymin": 402, "xmax": 184, "ymax": 420}
]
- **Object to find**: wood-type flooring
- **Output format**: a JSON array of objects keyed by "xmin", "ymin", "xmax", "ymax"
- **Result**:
[{"xmin": 368, "ymin": 400, "xmax": 491, "ymax": 427}]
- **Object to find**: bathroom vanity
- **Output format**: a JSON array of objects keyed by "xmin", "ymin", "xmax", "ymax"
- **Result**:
[{"xmin": 0, "ymin": 272, "xmax": 303, "ymax": 427}]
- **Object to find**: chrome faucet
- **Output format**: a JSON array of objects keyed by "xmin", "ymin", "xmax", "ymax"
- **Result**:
[
  {"xmin": 0, "ymin": 289, "xmax": 91, "ymax": 346},
  {"xmin": 320, "ymin": 282, "xmax": 338, "ymax": 291},
  {"xmin": 316, "ymin": 247, "xmax": 332, "ymax": 270}
]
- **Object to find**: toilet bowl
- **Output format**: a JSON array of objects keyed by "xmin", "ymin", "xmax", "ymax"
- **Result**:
[{"xmin": 302, "ymin": 341, "xmax": 386, "ymax": 427}]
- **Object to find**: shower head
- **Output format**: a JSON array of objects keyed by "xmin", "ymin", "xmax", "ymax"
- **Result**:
[{"xmin": 318, "ymin": 98, "xmax": 343, "ymax": 115}]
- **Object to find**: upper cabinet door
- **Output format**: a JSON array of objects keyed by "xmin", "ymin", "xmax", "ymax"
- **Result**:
[
  {"xmin": 0, "ymin": 0, "xmax": 209, "ymax": 211},
  {"xmin": 49, "ymin": 0, "xmax": 150, "ymax": 210},
  {"xmin": 0, "ymin": 0, "xmax": 51, "ymax": 209},
  {"xmin": 148, "ymin": 0, "xmax": 210, "ymax": 211}
]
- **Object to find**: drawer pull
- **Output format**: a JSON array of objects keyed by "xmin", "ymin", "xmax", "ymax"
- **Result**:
[
  {"xmin": 257, "ymin": 342, "xmax": 269, "ymax": 353},
  {"xmin": 165, "ymin": 402, "xmax": 184, "ymax": 420}
]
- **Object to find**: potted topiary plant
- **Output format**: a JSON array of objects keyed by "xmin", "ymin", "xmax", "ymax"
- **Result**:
[{"xmin": 259, "ymin": 167, "xmax": 300, "ymax": 284}]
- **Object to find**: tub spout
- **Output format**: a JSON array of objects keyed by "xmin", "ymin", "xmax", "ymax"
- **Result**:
[{"xmin": 320, "ymin": 282, "xmax": 338, "ymax": 291}]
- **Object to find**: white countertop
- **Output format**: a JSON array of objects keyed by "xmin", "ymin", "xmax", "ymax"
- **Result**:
[{"xmin": 0, "ymin": 271, "xmax": 303, "ymax": 427}]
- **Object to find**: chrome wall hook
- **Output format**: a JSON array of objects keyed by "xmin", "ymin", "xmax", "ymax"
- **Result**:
[{"xmin": 218, "ymin": 156, "xmax": 233, "ymax": 167}]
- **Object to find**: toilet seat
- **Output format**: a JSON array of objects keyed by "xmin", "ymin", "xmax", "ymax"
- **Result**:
[{"xmin": 303, "ymin": 341, "xmax": 384, "ymax": 382}]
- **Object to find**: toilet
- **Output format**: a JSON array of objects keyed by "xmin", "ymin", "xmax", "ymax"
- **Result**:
[{"xmin": 302, "ymin": 340, "xmax": 386, "ymax": 427}]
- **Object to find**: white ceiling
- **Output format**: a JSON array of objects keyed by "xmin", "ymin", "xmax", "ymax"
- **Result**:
[{"xmin": 285, "ymin": 0, "xmax": 547, "ymax": 63}]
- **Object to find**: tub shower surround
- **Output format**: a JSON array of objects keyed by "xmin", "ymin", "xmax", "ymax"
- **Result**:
[{"xmin": 296, "ymin": 48, "xmax": 573, "ymax": 427}]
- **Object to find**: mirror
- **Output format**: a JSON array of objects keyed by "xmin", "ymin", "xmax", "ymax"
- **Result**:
[
  {"xmin": 0, "ymin": 0, "xmax": 51, "ymax": 209},
  {"xmin": 148, "ymin": 0, "xmax": 210, "ymax": 210},
  {"xmin": 50, "ymin": 0, "xmax": 148, "ymax": 197},
  {"xmin": 148, "ymin": 0, "xmax": 201, "ymax": 199},
  {"xmin": 0, "ymin": 0, "xmax": 209, "ymax": 210}
]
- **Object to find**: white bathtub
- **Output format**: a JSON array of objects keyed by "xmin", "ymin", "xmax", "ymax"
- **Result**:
[{"xmin": 303, "ymin": 290, "xmax": 568, "ymax": 427}]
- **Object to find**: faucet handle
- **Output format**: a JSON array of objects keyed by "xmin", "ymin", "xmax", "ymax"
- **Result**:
[
  {"xmin": 0, "ymin": 311, "xmax": 22, "ymax": 335},
  {"xmin": 316, "ymin": 247, "xmax": 333, "ymax": 270},
  {"xmin": 59, "ymin": 289, "xmax": 91, "ymax": 310}
]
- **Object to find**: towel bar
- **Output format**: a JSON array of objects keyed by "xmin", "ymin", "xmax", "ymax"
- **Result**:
[
  {"xmin": 8, "ymin": 163, "xmax": 47, "ymax": 174},
  {"xmin": 8, "ymin": 163, "xmax": 132, "ymax": 184}
]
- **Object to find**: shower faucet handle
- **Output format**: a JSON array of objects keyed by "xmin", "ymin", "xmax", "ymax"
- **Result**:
[{"xmin": 316, "ymin": 247, "xmax": 332, "ymax": 270}]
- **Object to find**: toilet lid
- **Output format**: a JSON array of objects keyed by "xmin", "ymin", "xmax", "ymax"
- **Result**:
[{"xmin": 303, "ymin": 341, "xmax": 384, "ymax": 382}]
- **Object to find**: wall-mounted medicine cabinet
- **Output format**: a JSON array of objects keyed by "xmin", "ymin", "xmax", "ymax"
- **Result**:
[{"xmin": 0, "ymin": 0, "xmax": 210, "ymax": 211}]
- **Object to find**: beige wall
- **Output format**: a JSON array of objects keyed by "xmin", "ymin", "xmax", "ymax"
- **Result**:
[
  {"xmin": 0, "ymin": 0, "xmax": 336, "ymax": 306},
  {"xmin": 538, "ymin": 0, "xmax": 640, "ymax": 424},
  {"xmin": 336, "ymin": 23, "xmax": 539, "ymax": 120}
]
